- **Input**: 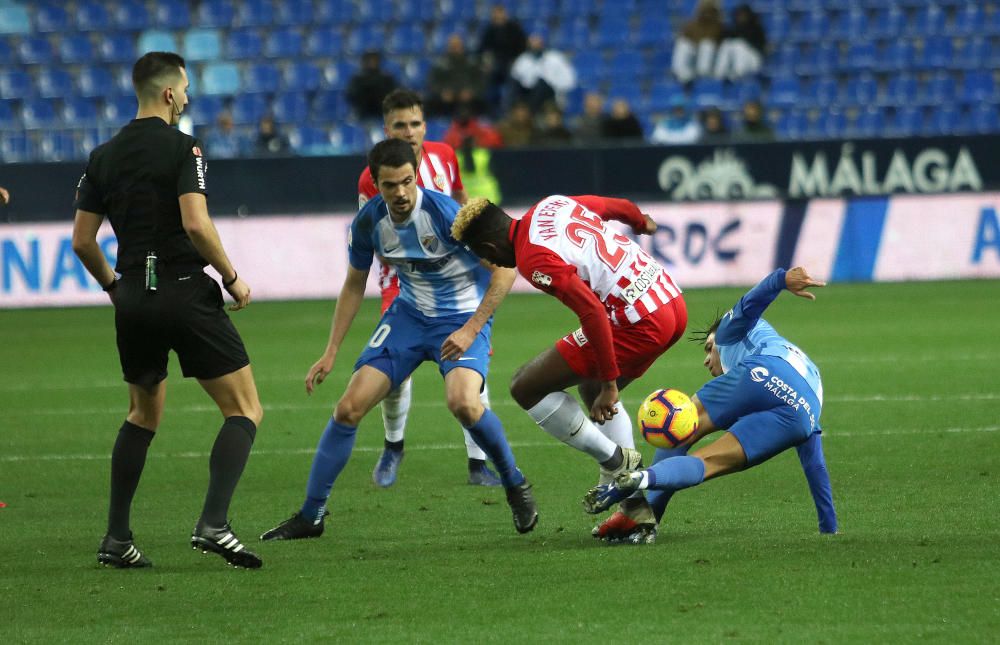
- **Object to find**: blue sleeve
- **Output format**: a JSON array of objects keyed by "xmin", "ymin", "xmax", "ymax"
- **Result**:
[
  {"xmin": 796, "ymin": 433, "xmax": 838, "ymax": 534},
  {"xmin": 715, "ymin": 268, "xmax": 787, "ymax": 345},
  {"xmin": 428, "ymin": 192, "xmax": 462, "ymax": 241},
  {"xmin": 347, "ymin": 208, "xmax": 375, "ymax": 271}
]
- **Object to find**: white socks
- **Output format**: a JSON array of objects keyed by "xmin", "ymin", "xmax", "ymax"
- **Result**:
[
  {"xmin": 527, "ymin": 392, "xmax": 618, "ymax": 462},
  {"xmin": 595, "ymin": 401, "xmax": 635, "ymax": 449},
  {"xmin": 381, "ymin": 377, "xmax": 411, "ymax": 443}
]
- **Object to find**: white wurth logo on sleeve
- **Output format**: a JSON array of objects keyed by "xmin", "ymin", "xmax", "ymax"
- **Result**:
[{"xmin": 193, "ymin": 146, "xmax": 206, "ymax": 190}]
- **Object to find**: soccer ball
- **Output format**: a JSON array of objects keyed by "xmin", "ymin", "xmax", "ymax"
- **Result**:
[{"xmin": 637, "ymin": 389, "xmax": 699, "ymax": 449}]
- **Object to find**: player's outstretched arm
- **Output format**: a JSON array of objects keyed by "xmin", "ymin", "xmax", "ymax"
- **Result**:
[
  {"xmin": 306, "ymin": 265, "xmax": 369, "ymax": 394},
  {"xmin": 785, "ymin": 266, "xmax": 826, "ymax": 300},
  {"xmin": 441, "ymin": 262, "xmax": 516, "ymax": 361}
]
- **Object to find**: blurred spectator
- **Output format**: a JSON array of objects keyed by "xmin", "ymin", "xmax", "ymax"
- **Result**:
[
  {"xmin": 477, "ymin": 4, "xmax": 527, "ymax": 114},
  {"xmin": 672, "ymin": 0, "xmax": 724, "ymax": 84},
  {"xmin": 534, "ymin": 102, "xmax": 574, "ymax": 146},
  {"xmin": 0, "ymin": 186, "xmax": 9, "ymax": 205},
  {"xmin": 443, "ymin": 106, "xmax": 503, "ymax": 150},
  {"xmin": 510, "ymin": 33, "xmax": 577, "ymax": 112},
  {"xmin": 699, "ymin": 107, "xmax": 729, "ymax": 143},
  {"xmin": 204, "ymin": 110, "xmax": 243, "ymax": 159},
  {"xmin": 457, "ymin": 137, "xmax": 502, "ymax": 204},
  {"xmin": 601, "ymin": 98, "xmax": 645, "ymax": 141},
  {"xmin": 573, "ymin": 92, "xmax": 607, "ymax": 144},
  {"xmin": 738, "ymin": 99, "xmax": 774, "ymax": 141},
  {"xmin": 714, "ymin": 4, "xmax": 767, "ymax": 81},
  {"xmin": 651, "ymin": 96, "xmax": 702, "ymax": 144},
  {"xmin": 497, "ymin": 101, "xmax": 537, "ymax": 147},
  {"xmin": 254, "ymin": 114, "xmax": 290, "ymax": 156},
  {"xmin": 426, "ymin": 34, "xmax": 486, "ymax": 118},
  {"xmin": 346, "ymin": 51, "xmax": 398, "ymax": 120}
]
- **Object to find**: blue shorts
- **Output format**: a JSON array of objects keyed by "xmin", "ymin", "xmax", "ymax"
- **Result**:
[
  {"xmin": 354, "ymin": 300, "xmax": 492, "ymax": 389},
  {"xmin": 696, "ymin": 355, "xmax": 822, "ymax": 467}
]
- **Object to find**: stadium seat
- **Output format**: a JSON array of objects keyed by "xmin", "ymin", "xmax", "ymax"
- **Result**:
[
  {"xmin": 922, "ymin": 72, "xmax": 956, "ymax": 104},
  {"xmin": 851, "ymin": 107, "xmax": 885, "ymax": 138},
  {"xmin": 306, "ymin": 28, "xmax": 344, "ymax": 58},
  {"xmin": 691, "ymin": 78, "xmax": 724, "ymax": 109},
  {"xmin": 34, "ymin": 4, "xmax": 70, "ymax": 33},
  {"xmin": 102, "ymin": 95, "xmax": 137, "ymax": 125},
  {"xmin": 185, "ymin": 95, "xmax": 224, "ymax": 127},
  {"xmin": 0, "ymin": 5, "xmax": 30, "ymax": 34},
  {"xmin": 284, "ymin": 62, "xmax": 322, "ymax": 92},
  {"xmin": 227, "ymin": 29, "xmax": 264, "ymax": 60},
  {"xmin": 76, "ymin": 1, "xmax": 111, "ymax": 32},
  {"xmin": 114, "ymin": 2, "xmax": 151, "ymax": 31},
  {"xmin": 37, "ymin": 68, "xmax": 74, "ymax": 99},
  {"xmin": 953, "ymin": 37, "xmax": 991, "ymax": 71},
  {"xmin": 812, "ymin": 110, "xmax": 846, "ymax": 139},
  {"xmin": 910, "ymin": 4, "xmax": 946, "ymax": 36},
  {"xmin": 322, "ymin": 61, "xmax": 355, "ymax": 90},
  {"xmin": 345, "ymin": 25, "xmax": 386, "ymax": 56},
  {"xmin": 572, "ymin": 50, "xmax": 603, "ymax": 87},
  {"xmin": 0, "ymin": 70, "xmax": 33, "ymax": 99},
  {"xmin": 272, "ymin": 92, "xmax": 309, "ymax": 123},
  {"xmin": 331, "ymin": 122, "xmax": 371, "ymax": 153},
  {"xmin": 244, "ymin": 63, "xmax": 281, "ymax": 93},
  {"xmin": 0, "ymin": 132, "xmax": 32, "ymax": 162},
  {"xmin": 38, "ymin": 130, "xmax": 77, "ymax": 162},
  {"xmin": 358, "ymin": 0, "xmax": 395, "ymax": 24},
  {"xmin": 138, "ymin": 30, "xmax": 178, "ymax": 56},
  {"xmin": 387, "ymin": 24, "xmax": 425, "ymax": 56},
  {"xmin": 237, "ymin": 0, "xmax": 274, "ymax": 27},
  {"xmin": 595, "ymin": 15, "xmax": 632, "ymax": 49},
  {"xmin": 288, "ymin": 125, "xmax": 333, "ymax": 156},
  {"xmin": 435, "ymin": 0, "xmax": 477, "ymax": 22},
  {"xmin": 21, "ymin": 98, "xmax": 59, "ymax": 128},
  {"xmin": 63, "ymin": 96, "xmax": 99, "ymax": 125},
  {"xmin": 552, "ymin": 18, "xmax": 593, "ymax": 51},
  {"xmin": 231, "ymin": 93, "xmax": 269, "ymax": 124},
  {"xmin": 18, "ymin": 36, "xmax": 54, "ymax": 65},
  {"xmin": 774, "ymin": 110, "xmax": 807, "ymax": 140},
  {"xmin": 843, "ymin": 75, "xmax": 877, "ymax": 105},
  {"xmin": 311, "ymin": 90, "xmax": 348, "ymax": 121},
  {"xmin": 198, "ymin": 1, "xmax": 236, "ymax": 29},
  {"xmin": 883, "ymin": 75, "xmax": 918, "ymax": 106},
  {"xmin": 635, "ymin": 17, "xmax": 671, "ymax": 49},
  {"xmin": 0, "ymin": 99, "xmax": 16, "ymax": 128},
  {"xmin": 401, "ymin": 58, "xmax": 431, "ymax": 88},
  {"xmin": 183, "ymin": 29, "xmax": 223, "ymax": 62},
  {"xmin": 970, "ymin": 104, "xmax": 1000, "ymax": 134},
  {"xmin": 77, "ymin": 66, "xmax": 113, "ymax": 98},
  {"xmin": 201, "ymin": 63, "xmax": 241, "ymax": 96},
  {"xmin": 803, "ymin": 77, "xmax": 838, "ymax": 108},
  {"xmin": 844, "ymin": 41, "xmax": 877, "ymax": 71},
  {"xmin": 265, "ymin": 28, "xmax": 304, "ymax": 58},
  {"xmin": 154, "ymin": 4, "xmax": 191, "ymax": 29},
  {"xmin": 877, "ymin": 40, "xmax": 915, "ymax": 73},
  {"xmin": 98, "ymin": 33, "xmax": 136, "ymax": 64},
  {"xmin": 514, "ymin": 0, "xmax": 559, "ymax": 21},
  {"xmin": 870, "ymin": 7, "xmax": 905, "ymax": 39},
  {"xmin": 59, "ymin": 34, "xmax": 94, "ymax": 64},
  {"xmin": 794, "ymin": 11, "xmax": 828, "ymax": 43},
  {"xmin": 950, "ymin": 4, "xmax": 984, "ymax": 36},
  {"xmin": 925, "ymin": 105, "xmax": 961, "ymax": 135},
  {"xmin": 887, "ymin": 105, "xmax": 923, "ymax": 137},
  {"xmin": 769, "ymin": 76, "xmax": 801, "ymax": 108},
  {"xmin": 831, "ymin": 9, "xmax": 867, "ymax": 39},
  {"xmin": 424, "ymin": 117, "xmax": 449, "ymax": 142},
  {"xmin": 277, "ymin": 0, "xmax": 314, "ymax": 26},
  {"xmin": 961, "ymin": 71, "xmax": 996, "ymax": 103},
  {"xmin": 315, "ymin": 0, "xmax": 357, "ymax": 24}
]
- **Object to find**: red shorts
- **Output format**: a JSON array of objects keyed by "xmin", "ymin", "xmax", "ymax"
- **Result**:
[{"xmin": 556, "ymin": 296, "xmax": 688, "ymax": 380}]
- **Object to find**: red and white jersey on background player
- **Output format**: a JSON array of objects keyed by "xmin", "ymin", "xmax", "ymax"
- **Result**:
[
  {"xmin": 512, "ymin": 194, "xmax": 687, "ymax": 381},
  {"xmin": 358, "ymin": 141, "xmax": 464, "ymax": 313}
]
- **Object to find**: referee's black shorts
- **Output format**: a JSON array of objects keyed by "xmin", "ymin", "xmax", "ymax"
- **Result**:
[{"xmin": 114, "ymin": 271, "xmax": 250, "ymax": 387}]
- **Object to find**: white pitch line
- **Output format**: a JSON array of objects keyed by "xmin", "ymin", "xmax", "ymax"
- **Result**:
[
  {"xmin": 0, "ymin": 427, "xmax": 996, "ymax": 463},
  {"xmin": 8, "ymin": 391, "xmax": 999, "ymax": 418}
]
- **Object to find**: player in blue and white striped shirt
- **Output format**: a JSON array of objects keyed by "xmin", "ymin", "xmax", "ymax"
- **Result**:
[
  {"xmin": 261, "ymin": 139, "xmax": 538, "ymax": 540},
  {"xmin": 585, "ymin": 267, "xmax": 837, "ymax": 540}
]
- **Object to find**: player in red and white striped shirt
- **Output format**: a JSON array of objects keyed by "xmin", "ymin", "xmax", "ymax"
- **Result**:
[
  {"xmin": 357, "ymin": 89, "xmax": 501, "ymax": 488},
  {"xmin": 453, "ymin": 195, "xmax": 688, "ymax": 525}
]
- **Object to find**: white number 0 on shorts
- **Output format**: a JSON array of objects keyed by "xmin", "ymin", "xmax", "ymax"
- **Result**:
[{"xmin": 368, "ymin": 323, "xmax": 391, "ymax": 348}]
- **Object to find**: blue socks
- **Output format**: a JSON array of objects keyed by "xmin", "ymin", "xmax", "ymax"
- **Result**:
[
  {"xmin": 301, "ymin": 418, "xmax": 357, "ymax": 522},
  {"xmin": 796, "ymin": 433, "xmax": 838, "ymax": 534},
  {"xmin": 645, "ymin": 455, "xmax": 705, "ymax": 493},
  {"xmin": 463, "ymin": 409, "xmax": 525, "ymax": 488},
  {"xmin": 646, "ymin": 445, "xmax": 690, "ymax": 522}
]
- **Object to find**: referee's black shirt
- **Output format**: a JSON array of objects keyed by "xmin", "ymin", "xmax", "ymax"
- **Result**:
[{"xmin": 74, "ymin": 117, "xmax": 209, "ymax": 273}]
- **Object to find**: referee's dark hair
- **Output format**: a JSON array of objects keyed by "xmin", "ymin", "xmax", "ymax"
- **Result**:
[
  {"xmin": 132, "ymin": 51, "xmax": 185, "ymax": 99},
  {"xmin": 368, "ymin": 138, "xmax": 418, "ymax": 183},
  {"xmin": 382, "ymin": 88, "xmax": 423, "ymax": 116}
]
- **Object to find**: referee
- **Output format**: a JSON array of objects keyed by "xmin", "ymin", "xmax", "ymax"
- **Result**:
[{"xmin": 72, "ymin": 52, "xmax": 262, "ymax": 569}]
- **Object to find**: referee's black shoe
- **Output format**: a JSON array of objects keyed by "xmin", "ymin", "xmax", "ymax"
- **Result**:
[
  {"xmin": 259, "ymin": 510, "xmax": 329, "ymax": 541},
  {"xmin": 97, "ymin": 533, "xmax": 153, "ymax": 568},
  {"xmin": 191, "ymin": 522, "xmax": 262, "ymax": 569}
]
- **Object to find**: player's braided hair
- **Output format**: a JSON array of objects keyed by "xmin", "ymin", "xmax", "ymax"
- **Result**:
[{"xmin": 452, "ymin": 197, "xmax": 507, "ymax": 246}]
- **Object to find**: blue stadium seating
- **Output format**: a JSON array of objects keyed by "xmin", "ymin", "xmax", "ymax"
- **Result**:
[
  {"xmin": 244, "ymin": 63, "xmax": 281, "ymax": 93},
  {"xmin": 970, "ymin": 104, "xmax": 1000, "ymax": 134},
  {"xmin": 76, "ymin": 1, "xmax": 111, "ymax": 32},
  {"xmin": 237, "ymin": 0, "xmax": 275, "ymax": 28},
  {"xmin": 0, "ymin": 99, "xmax": 16, "ymax": 128},
  {"xmin": 198, "ymin": 1, "xmax": 237, "ymax": 29},
  {"xmin": 231, "ymin": 93, "xmax": 269, "ymax": 124},
  {"xmin": 184, "ymin": 29, "xmax": 223, "ymax": 62},
  {"xmin": 228, "ymin": 29, "xmax": 264, "ymax": 60},
  {"xmin": 0, "ymin": 70, "xmax": 33, "ymax": 99},
  {"xmin": 77, "ymin": 66, "xmax": 113, "ymax": 98},
  {"xmin": 201, "ymin": 63, "xmax": 242, "ymax": 96},
  {"xmin": 39, "ymin": 131, "xmax": 77, "ymax": 162},
  {"xmin": 277, "ymin": 0, "xmax": 314, "ymax": 26},
  {"xmin": 18, "ymin": 36, "xmax": 55, "ymax": 65},
  {"xmin": 305, "ymin": 28, "xmax": 343, "ymax": 58},
  {"xmin": 35, "ymin": 4, "xmax": 71, "ymax": 33},
  {"xmin": 273, "ymin": 92, "xmax": 310, "ymax": 123},
  {"xmin": 38, "ymin": 69, "xmax": 74, "ymax": 99},
  {"xmin": 1, "ymin": 132, "xmax": 32, "ymax": 162},
  {"xmin": 114, "ymin": 2, "xmax": 151, "ymax": 31},
  {"xmin": 265, "ymin": 28, "xmax": 304, "ymax": 59},
  {"xmin": 186, "ymin": 95, "xmax": 224, "ymax": 127},
  {"xmin": 289, "ymin": 125, "xmax": 333, "ymax": 156},
  {"xmin": 63, "ymin": 97, "xmax": 99, "ymax": 125},
  {"xmin": 285, "ymin": 62, "xmax": 322, "ymax": 92},
  {"xmin": 154, "ymin": 4, "xmax": 191, "ymax": 29},
  {"xmin": 138, "ymin": 30, "xmax": 178, "ymax": 56},
  {"xmin": 98, "ymin": 33, "xmax": 135, "ymax": 64},
  {"xmin": 852, "ymin": 107, "xmax": 885, "ymax": 138},
  {"xmin": 0, "ymin": 5, "xmax": 31, "ymax": 35},
  {"xmin": 22, "ymin": 98, "xmax": 59, "ymax": 128},
  {"xmin": 387, "ymin": 25, "xmax": 425, "ymax": 56},
  {"xmin": 59, "ymin": 34, "xmax": 93, "ymax": 64}
]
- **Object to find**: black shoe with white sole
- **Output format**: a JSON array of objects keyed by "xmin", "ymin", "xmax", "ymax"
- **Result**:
[
  {"xmin": 191, "ymin": 522, "xmax": 262, "ymax": 569},
  {"xmin": 97, "ymin": 533, "xmax": 152, "ymax": 568}
]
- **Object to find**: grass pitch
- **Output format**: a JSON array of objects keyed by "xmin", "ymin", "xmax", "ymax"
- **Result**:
[{"xmin": 2, "ymin": 280, "xmax": 998, "ymax": 643}]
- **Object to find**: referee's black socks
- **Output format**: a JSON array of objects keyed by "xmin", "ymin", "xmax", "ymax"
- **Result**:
[
  {"xmin": 107, "ymin": 421, "xmax": 155, "ymax": 541},
  {"xmin": 199, "ymin": 416, "xmax": 256, "ymax": 529}
]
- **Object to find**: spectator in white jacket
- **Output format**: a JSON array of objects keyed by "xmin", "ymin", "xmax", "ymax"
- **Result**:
[{"xmin": 510, "ymin": 33, "xmax": 577, "ymax": 112}]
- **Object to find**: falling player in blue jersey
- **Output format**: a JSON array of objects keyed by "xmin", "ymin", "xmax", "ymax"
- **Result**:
[
  {"xmin": 261, "ymin": 139, "xmax": 538, "ymax": 540},
  {"xmin": 585, "ymin": 267, "xmax": 837, "ymax": 540}
]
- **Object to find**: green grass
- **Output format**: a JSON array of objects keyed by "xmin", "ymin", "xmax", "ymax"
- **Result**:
[{"xmin": 2, "ymin": 281, "xmax": 999, "ymax": 643}]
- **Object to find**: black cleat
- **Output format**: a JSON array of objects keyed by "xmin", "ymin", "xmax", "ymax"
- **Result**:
[
  {"xmin": 191, "ymin": 522, "xmax": 262, "ymax": 569},
  {"xmin": 259, "ymin": 511, "xmax": 328, "ymax": 541},
  {"xmin": 97, "ymin": 533, "xmax": 152, "ymax": 568},
  {"xmin": 505, "ymin": 482, "xmax": 539, "ymax": 534}
]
